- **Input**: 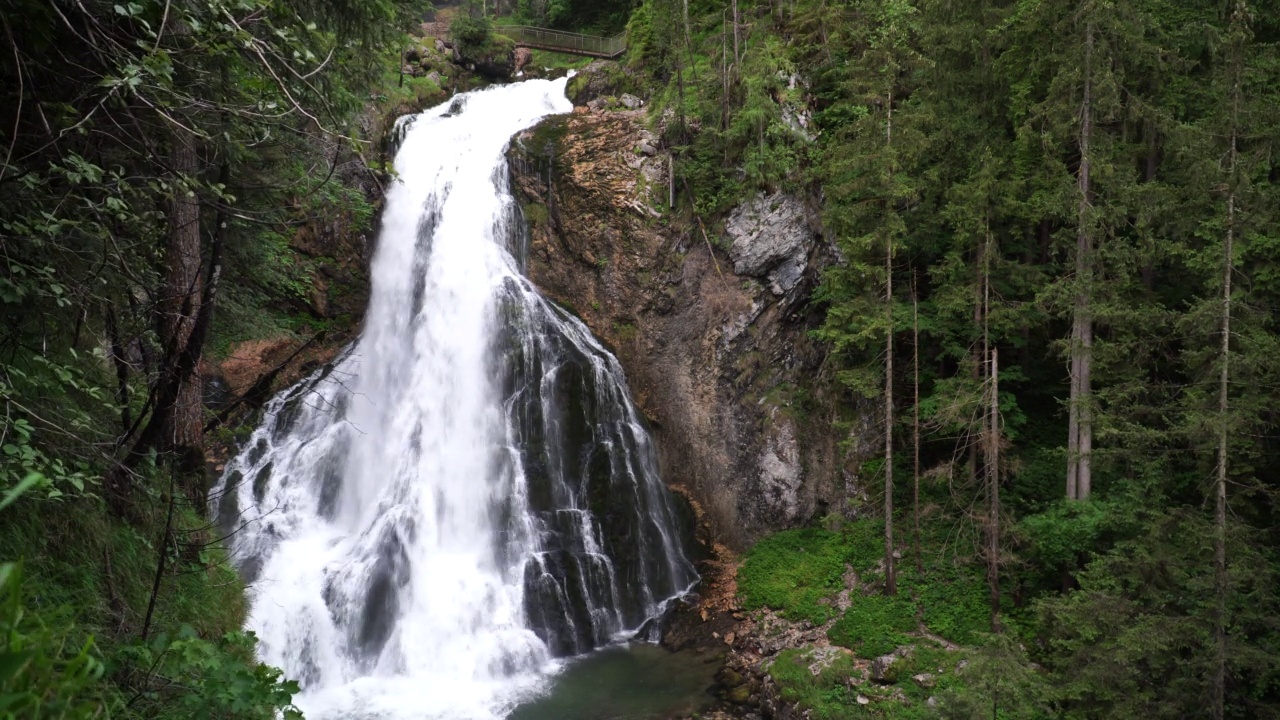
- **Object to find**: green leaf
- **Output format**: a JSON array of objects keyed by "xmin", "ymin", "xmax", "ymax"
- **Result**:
[
  {"xmin": 0, "ymin": 651, "xmax": 35, "ymax": 685},
  {"xmin": 0, "ymin": 473, "xmax": 45, "ymax": 512}
]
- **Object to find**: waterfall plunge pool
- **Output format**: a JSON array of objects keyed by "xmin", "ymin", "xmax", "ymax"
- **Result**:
[{"xmin": 510, "ymin": 644, "xmax": 723, "ymax": 720}]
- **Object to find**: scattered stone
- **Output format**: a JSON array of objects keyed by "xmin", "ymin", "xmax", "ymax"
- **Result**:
[
  {"xmin": 927, "ymin": 697, "xmax": 938, "ymax": 708},
  {"xmin": 700, "ymin": 608, "xmax": 710, "ymax": 622},
  {"xmin": 619, "ymin": 92, "xmax": 644, "ymax": 109},
  {"xmin": 713, "ymin": 631, "xmax": 720, "ymax": 639},
  {"xmin": 725, "ymin": 632, "xmax": 736, "ymax": 645},
  {"xmin": 857, "ymin": 695, "xmax": 870, "ymax": 705},
  {"xmin": 637, "ymin": 141, "xmax": 657, "ymax": 156},
  {"xmin": 912, "ymin": 673, "xmax": 936, "ymax": 688},
  {"xmin": 435, "ymin": 38, "xmax": 445, "ymax": 52}
]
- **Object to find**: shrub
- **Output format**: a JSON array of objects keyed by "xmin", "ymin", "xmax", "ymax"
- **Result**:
[{"xmin": 450, "ymin": 13, "xmax": 493, "ymax": 55}]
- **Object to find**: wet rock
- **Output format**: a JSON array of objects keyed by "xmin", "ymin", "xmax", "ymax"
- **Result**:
[
  {"xmin": 727, "ymin": 684, "xmax": 752, "ymax": 704},
  {"xmin": 514, "ymin": 47, "xmax": 532, "ymax": 73},
  {"xmin": 510, "ymin": 107, "xmax": 863, "ymax": 551},
  {"xmin": 725, "ymin": 192, "xmax": 815, "ymax": 296}
]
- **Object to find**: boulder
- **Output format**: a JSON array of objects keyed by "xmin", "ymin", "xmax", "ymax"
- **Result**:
[
  {"xmin": 566, "ymin": 60, "xmax": 644, "ymax": 106},
  {"xmin": 870, "ymin": 653, "xmax": 898, "ymax": 683},
  {"xmin": 514, "ymin": 47, "xmax": 532, "ymax": 73}
]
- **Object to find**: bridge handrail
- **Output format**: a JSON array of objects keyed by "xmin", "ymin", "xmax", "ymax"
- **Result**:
[{"xmin": 497, "ymin": 25, "xmax": 627, "ymax": 57}]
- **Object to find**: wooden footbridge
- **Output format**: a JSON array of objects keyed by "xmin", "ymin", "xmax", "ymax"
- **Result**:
[{"xmin": 498, "ymin": 26, "xmax": 627, "ymax": 59}]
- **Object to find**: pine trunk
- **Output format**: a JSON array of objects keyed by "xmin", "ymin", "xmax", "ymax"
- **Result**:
[
  {"xmin": 913, "ymin": 277, "xmax": 922, "ymax": 575},
  {"xmin": 884, "ymin": 88, "xmax": 896, "ymax": 596},
  {"xmin": 1214, "ymin": 5, "xmax": 1243, "ymax": 711},
  {"xmin": 1067, "ymin": 17, "xmax": 1095, "ymax": 500}
]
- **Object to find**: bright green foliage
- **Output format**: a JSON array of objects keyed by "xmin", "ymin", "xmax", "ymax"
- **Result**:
[
  {"xmin": 515, "ymin": 0, "xmax": 636, "ymax": 34},
  {"xmin": 118, "ymin": 629, "xmax": 303, "ymax": 720},
  {"xmin": 912, "ymin": 571, "xmax": 990, "ymax": 648},
  {"xmin": 451, "ymin": 5, "xmax": 495, "ymax": 56},
  {"xmin": 768, "ymin": 641, "xmax": 976, "ymax": 719},
  {"xmin": 738, "ymin": 527, "xmax": 847, "ymax": 624},
  {"xmin": 767, "ymin": 648, "xmax": 864, "ymax": 720},
  {"xmin": 0, "ymin": 563, "xmax": 106, "ymax": 719},
  {"xmin": 828, "ymin": 593, "xmax": 917, "ymax": 658}
]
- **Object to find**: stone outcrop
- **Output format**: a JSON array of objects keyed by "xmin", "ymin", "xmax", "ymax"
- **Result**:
[
  {"xmin": 725, "ymin": 193, "xmax": 813, "ymax": 297},
  {"xmin": 508, "ymin": 99, "xmax": 869, "ymax": 550}
]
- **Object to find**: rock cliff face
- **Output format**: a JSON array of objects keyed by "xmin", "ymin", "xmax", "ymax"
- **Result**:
[{"xmin": 508, "ymin": 105, "xmax": 869, "ymax": 550}]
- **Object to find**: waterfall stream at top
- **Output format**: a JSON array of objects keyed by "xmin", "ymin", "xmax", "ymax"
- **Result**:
[{"xmin": 212, "ymin": 77, "xmax": 699, "ymax": 720}]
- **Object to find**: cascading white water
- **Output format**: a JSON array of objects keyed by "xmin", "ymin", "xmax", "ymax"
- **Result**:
[{"xmin": 211, "ymin": 78, "xmax": 697, "ymax": 720}]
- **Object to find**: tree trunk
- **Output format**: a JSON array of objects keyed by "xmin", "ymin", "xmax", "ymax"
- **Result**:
[
  {"xmin": 683, "ymin": 0, "xmax": 691, "ymax": 48},
  {"xmin": 732, "ymin": 0, "xmax": 740, "ymax": 66},
  {"xmin": 883, "ymin": 87, "xmax": 896, "ymax": 597},
  {"xmin": 913, "ymin": 275, "xmax": 922, "ymax": 575},
  {"xmin": 159, "ymin": 123, "xmax": 204, "ymax": 454},
  {"xmin": 1067, "ymin": 17, "xmax": 1095, "ymax": 500},
  {"xmin": 988, "ymin": 344, "xmax": 1001, "ymax": 631},
  {"xmin": 984, "ymin": 222, "xmax": 1000, "ymax": 632},
  {"xmin": 1213, "ymin": 159, "xmax": 1233, "ymax": 720},
  {"xmin": 1214, "ymin": 6, "xmax": 1244, "ymax": 715}
]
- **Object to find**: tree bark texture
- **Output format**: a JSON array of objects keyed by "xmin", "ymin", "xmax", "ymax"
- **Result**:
[{"xmin": 1067, "ymin": 17, "xmax": 1095, "ymax": 500}]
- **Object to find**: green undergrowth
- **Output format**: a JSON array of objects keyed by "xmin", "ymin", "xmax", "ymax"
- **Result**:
[
  {"xmin": 737, "ymin": 526, "xmax": 852, "ymax": 624},
  {"xmin": 0, "ymin": 471, "xmax": 299, "ymax": 718},
  {"xmin": 767, "ymin": 643, "xmax": 974, "ymax": 719},
  {"xmin": 738, "ymin": 516, "xmax": 990, "ymax": 648},
  {"xmin": 745, "ymin": 516, "xmax": 1052, "ymax": 717},
  {"xmin": 529, "ymin": 49, "xmax": 593, "ymax": 71},
  {"xmin": 767, "ymin": 648, "xmax": 863, "ymax": 720},
  {"xmin": 828, "ymin": 592, "xmax": 918, "ymax": 657}
]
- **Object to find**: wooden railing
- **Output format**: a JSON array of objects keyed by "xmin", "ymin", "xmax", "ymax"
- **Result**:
[{"xmin": 497, "ymin": 26, "xmax": 627, "ymax": 58}]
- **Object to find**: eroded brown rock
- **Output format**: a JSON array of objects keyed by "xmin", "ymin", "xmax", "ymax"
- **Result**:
[{"xmin": 508, "ymin": 104, "xmax": 869, "ymax": 552}]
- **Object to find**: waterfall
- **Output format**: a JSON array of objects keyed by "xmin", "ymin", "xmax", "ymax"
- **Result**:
[{"xmin": 211, "ymin": 77, "xmax": 698, "ymax": 720}]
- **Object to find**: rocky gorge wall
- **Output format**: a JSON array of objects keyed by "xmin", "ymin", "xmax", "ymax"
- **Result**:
[{"xmin": 508, "ymin": 83, "xmax": 873, "ymax": 550}]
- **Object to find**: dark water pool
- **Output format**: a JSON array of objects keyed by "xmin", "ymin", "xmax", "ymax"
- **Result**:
[{"xmin": 509, "ymin": 644, "xmax": 723, "ymax": 720}]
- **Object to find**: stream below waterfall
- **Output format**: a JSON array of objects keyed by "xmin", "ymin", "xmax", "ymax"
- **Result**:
[{"xmin": 212, "ymin": 77, "xmax": 708, "ymax": 719}]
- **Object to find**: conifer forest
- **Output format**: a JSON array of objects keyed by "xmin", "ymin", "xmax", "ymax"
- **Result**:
[{"xmin": 2, "ymin": 0, "xmax": 1280, "ymax": 718}]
